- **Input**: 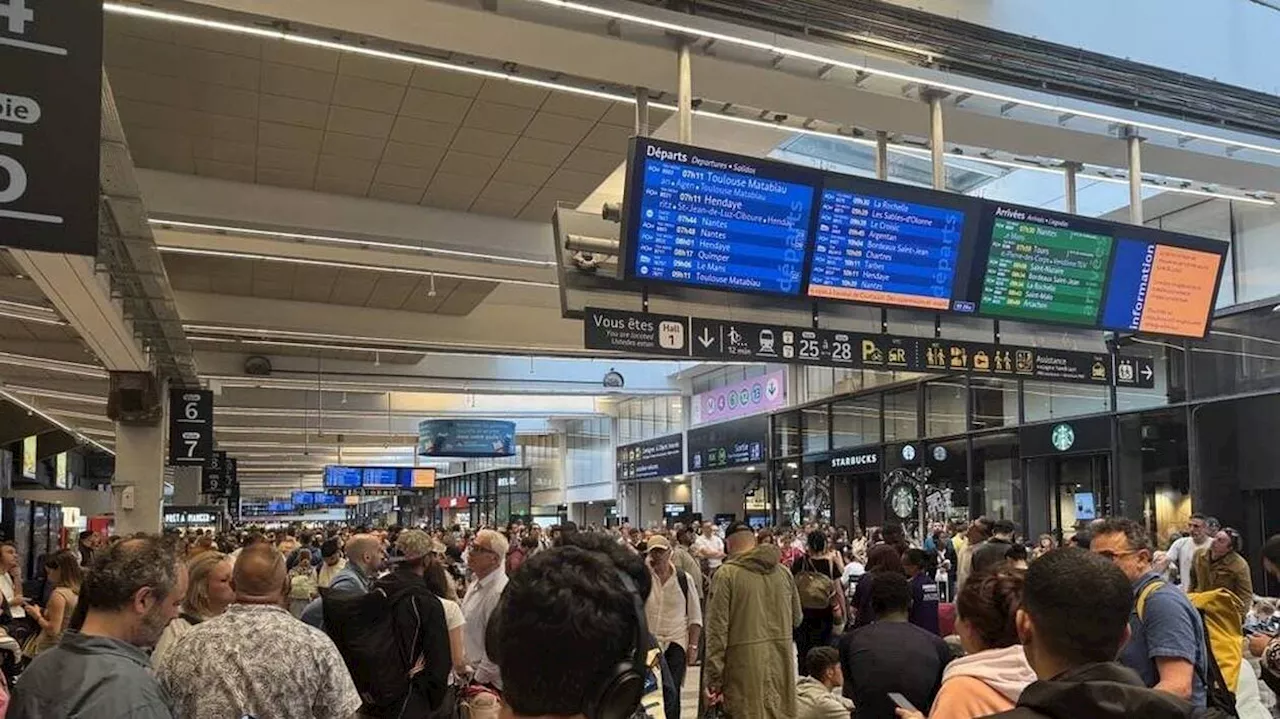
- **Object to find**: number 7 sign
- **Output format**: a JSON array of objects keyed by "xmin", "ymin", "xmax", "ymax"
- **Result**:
[{"xmin": 168, "ymin": 388, "xmax": 213, "ymax": 466}]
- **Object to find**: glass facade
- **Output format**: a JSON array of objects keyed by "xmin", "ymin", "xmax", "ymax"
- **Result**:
[{"xmin": 433, "ymin": 468, "xmax": 532, "ymax": 528}]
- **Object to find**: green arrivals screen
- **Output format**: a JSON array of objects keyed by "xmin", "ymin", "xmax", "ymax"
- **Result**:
[{"xmin": 980, "ymin": 215, "xmax": 1112, "ymax": 326}]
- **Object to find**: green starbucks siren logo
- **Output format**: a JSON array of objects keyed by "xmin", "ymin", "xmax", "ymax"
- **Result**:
[{"xmin": 1051, "ymin": 423, "xmax": 1075, "ymax": 452}]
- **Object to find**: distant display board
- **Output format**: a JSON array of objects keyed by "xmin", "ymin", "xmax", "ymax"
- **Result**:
[
  {"xmin": 361, "ymin": 467, "xmax": 399, "ymax": 488},
  {"xmin": 323, "ymin": 466, "xmax": 362, "ymax": 488},
  {"xmin": 616, "ymin": 433, "xmax": 684, "ymax": 481},
  {"xmin": 418, "ymin": 420, "xmax": 516, "ymax": 458},
  {"xmin": 686, "ymin": 415, "xmax": 769, "ymax": 472},
  {"xmin": 620, "ymin": 139, "xmax": 1228, "ymax": 339},
  {"xmin": 402, "ymin": 468, "xmax": 437, "ymax": 489}
]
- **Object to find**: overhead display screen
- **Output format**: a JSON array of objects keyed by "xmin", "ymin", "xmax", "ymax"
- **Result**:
[
  {"xmin": 622, "ymin": 138, "xmax": 818, "ymax": 296},
  {"xmin": 619, "ymin": 140, "xmax": 1228, "ymax": 339},
  {"xmin": 323, "ymin": 466, "xmax": 362, "ymax": 488},
  {"xmin": 361, "ymin": 467, "xmax": 400, "ymax": 488},
  {"xmin": 978, "ymin": 206, "xmax": 1113, "ymax": 326},
  {"xmin": 807, "ymin": 174, "xmax": 979, "ymax": 312}
]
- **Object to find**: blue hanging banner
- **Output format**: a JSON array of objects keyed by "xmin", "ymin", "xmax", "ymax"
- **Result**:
[{"xmin": 418, "ymin": 420, "xmax": 516, "ymax": 458}]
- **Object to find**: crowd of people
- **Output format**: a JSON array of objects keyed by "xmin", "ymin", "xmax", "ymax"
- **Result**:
[{"xmin": 0, "ymin": 513, "xmax": 1272, "ymax": 718}]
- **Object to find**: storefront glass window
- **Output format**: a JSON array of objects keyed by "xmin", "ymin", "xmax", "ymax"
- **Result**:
[
  {"xmin": 774, "ymin": 411, "xmax": 801, "ymax": 459},
  {"xmin": 883, "ymin": 387, "xmax": 920, "ymax": 441},
  {"xmin": 802, "ymin": 406, "xmax": 830, "ymax": 454},
  {"xmin": 971, "ymin": 378, "xmax": 1019, "ymax": 430},
  {"xmin": 925, "ymin": 380, "xmax": 967, "ymax": 438},
  {"xmin": 831, "ymin": 395, "xmax": 880, "ymax": 449},
  {"xmin": 1023, "ymin": 381, "xmax": 1110, "ymax": 422},
  {"xmin": 925, "ymin": 437, "xmax": 970, "ymax": 528},
  {"xmin": 971, "ymin": 433, "xmax": 1021, "ymax": 524},
  {"xmin": 1116, "ymin": 409, "xmax": 1190, "ymax": 550}
]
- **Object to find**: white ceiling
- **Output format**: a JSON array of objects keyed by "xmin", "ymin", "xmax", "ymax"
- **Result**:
[{"xmin": 102, "ymin": 12, "xmax": 668, "ymax": 221}]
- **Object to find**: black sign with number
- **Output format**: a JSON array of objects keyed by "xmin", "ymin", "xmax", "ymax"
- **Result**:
[
  {"xmin": 168, "ymin": 389, "xmax": 213, "ymax": 466},
  {"xmin": 688, "ymin": 316, "xmax": 1151, "ymax": 388},
  {"xmin": 201, "ymin": 451, "xmax": 227, "ymax": 496},
  {"xmin": 583, "ymin": 307, "xmax": 690, "ymax": 357},
  {"xmin": 0, "ymin": 0, "xmax": 103, "ymax": 255}
]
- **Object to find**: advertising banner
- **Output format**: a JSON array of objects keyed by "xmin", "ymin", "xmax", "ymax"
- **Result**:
[
  {"xmin": 418, "ymin": 420, "xmax": 516, "ymax": 458},
  {"xmin": 692, "ymin": 369, "xmax": 787, "ymax": 426}
]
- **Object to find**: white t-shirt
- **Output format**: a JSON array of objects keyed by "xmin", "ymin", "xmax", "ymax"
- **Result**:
[
  {"xmin": 0, "ymin": 574, "xmax": 25, "ymax": 618},
  {"xmin": 1169, "ymin": 535, "xmax": 1212, "ymax": 590},
  {"xmin": 439, "ymin": 597, "xmax": 465, "ymax": 631},
  {"xmin": 693, "ymin": 534, "xmax": 725, "ymax": 569}
]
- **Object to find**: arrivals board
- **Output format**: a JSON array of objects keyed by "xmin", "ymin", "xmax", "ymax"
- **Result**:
[
  {"xmin": 622, "ymin": 138, "xmax": 817, "ymax": 296},
  {"xmin": 619, "ymin": 139, "xmax": 1228, "ymax": 339}
]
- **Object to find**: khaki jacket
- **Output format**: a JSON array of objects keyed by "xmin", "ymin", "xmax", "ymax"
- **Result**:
[
  {"xmin": 1190, "ymin": 548, "xmax": 1253, "ymax": 622},
  {"xmin": 704, "ymin": 543, "xmax": 803, "ymax": 719}
]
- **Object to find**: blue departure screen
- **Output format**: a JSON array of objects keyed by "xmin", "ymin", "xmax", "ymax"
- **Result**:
[
  {"xmin": 323, "ymin": 465, "xmax": 362, "ymax": 488},
  {"xmin": 808, "ymin": 188, "xmax": 967, "ymax": 311},
  {"xmin": 362, "ymin": 467, "xmax": 399, "ymax": 487},
  {"xmin": 626, "ymin": 140, "xmax": 817, "ymax": 296},
  {"xmin": 291, "ymin": 490, "xmax": 314, "ymax": 505}
]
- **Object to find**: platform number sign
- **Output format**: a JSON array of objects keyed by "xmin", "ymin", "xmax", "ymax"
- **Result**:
[
  {"xmin": 168, "ymin": 389, "xmax": 213, "ymax": 467},
  {"xmin": 201, "ymin": 451, "xmax": 227, "ymax": 496},
  {"xmin": 0, "ymin": 0, "xmax": 103, "ymax": 255}
]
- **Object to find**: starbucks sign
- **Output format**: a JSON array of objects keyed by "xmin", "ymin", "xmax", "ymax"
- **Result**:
[
  {"xmin": 1051, "ymin": 423, "xmax": 1075, "ymax": 452},
  {"xmin": 888, "ymin": 482, "xmax": 917, "ymax": 519}
]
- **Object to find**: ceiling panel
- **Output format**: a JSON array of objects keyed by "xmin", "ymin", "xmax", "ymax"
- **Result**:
[{"xmin": 103, "ymin": 15, "xmax": 668, "ymax": 220}]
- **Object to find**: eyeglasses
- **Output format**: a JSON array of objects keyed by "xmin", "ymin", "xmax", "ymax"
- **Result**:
[{"xmin": 1094, "ymin": 549, "xmax": 1141, "ymax": 563}]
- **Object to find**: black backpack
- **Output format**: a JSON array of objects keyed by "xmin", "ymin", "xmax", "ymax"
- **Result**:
[{"xmin": 323, "ymin": 581, "xmax": 449, "ymax": 716}]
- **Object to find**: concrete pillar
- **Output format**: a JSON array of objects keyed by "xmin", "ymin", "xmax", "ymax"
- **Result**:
[
  {"xmin": 112, "ymin": 420, "xmax": 167, "ymax": 535},
  {"xmin": 171, "ymin": 466, "xmax": 201, "ymax": 506},
  {"xmin": 1063, "ymin": 161, "xmax": 1080, "ymax": 215},
  {"xmin": 926, "ymin": 91, "xmax": 946, "ymax": 191},
  {"xmin": 875, "ymin": 130, "xmax": 889, "ymax": 181},
  {"xmin": 1124, "ymin": 126, "xmax": 1144, "ymax": 224},
  {"xmin": 677, "ymin": 41, "xmax": 692, "ymax": 143}
]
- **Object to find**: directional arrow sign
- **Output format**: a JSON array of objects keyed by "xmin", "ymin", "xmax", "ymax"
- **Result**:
[{"xmin": 698, "ymin": 325, "xmax": 717, "ymax": 349}]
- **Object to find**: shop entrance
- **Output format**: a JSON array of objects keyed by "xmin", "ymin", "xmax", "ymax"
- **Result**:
[
  {"xmin": 831, "ymin": 471, "xmax": 883, "ymax": 533},
  {"xmin": 1024, "ymin": 453, "xmax": 1110, "ymax": 543}
]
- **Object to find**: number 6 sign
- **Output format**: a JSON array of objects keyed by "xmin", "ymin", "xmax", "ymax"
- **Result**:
[{"xmin": 168, "ymin": 388, "xmax": 213, "ymax": 466}]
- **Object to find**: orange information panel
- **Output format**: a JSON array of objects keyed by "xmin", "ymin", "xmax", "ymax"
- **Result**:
[
  {"xmin": 808, "ymin": 284, "xmax": 950, "ymax": 310},
  {"xmin": 1138, "ymin": 246, "xmax": 1221, "ymax": 337}
]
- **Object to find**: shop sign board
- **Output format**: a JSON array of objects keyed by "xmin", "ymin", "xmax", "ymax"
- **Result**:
[
  {"xmin": 0, "ymin": 0, "xmax": 103, "ymax": 255},
  {"xmin": 826, "ymin": 448, "xmax": 880, "ymax": 472},
  {"xmin": 692, "ymin": 369, "xmax": 787, "ymax": 425},
  {"xmin": 168, "ymin": 389, "xmax": 213, "ymax": 467},
  {"xmin": 616, "ymin": 433, "xmax": 683, "ymax": 481},
  {"xmin": 1019, "ymin": 416, "xmax": 1112, "ymax": 457}
]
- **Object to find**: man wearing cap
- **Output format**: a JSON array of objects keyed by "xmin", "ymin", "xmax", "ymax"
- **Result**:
[
  {"xmin": 644, "ymin": 534, "xmax": 703, "ymax": 695},
  {"xmin": 704, "ymin": 522, "xmax": 803, "ymax": 719}
]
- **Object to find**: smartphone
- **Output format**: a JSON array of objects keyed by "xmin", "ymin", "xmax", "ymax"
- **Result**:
[{"xmin": 889, "ymin": 693, "xmax": 918, "ymax": 712}]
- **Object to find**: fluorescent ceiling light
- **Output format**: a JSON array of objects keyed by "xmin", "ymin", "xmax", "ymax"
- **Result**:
[
  {"xmin": 215, "ymin": 426, "xmax": 416, "ymax": 437},
  {"xmin": 150, "ymin": 219, "xmax": 555, "ymax": 268},
  {"xmin": 100, "ymin": 2, "xmax": 1277, "ymax": 206},
  {"xmin": 155, "ymin": 246, "xmax": 558, "ymax": 288},
  {"xmin": 190, "ymin": 336, "xmax": 425, "ymax": 356},
  {"xmin": 524, "ymin": 0, "xmax": 1280, "ymax": 159},
  {"xmin": 0, "ymin": 352, "xmax": 108, "ymax": 378},
  {"xmin": 0, "ymin": 388, "xmax": 115, "ymax": 455}
]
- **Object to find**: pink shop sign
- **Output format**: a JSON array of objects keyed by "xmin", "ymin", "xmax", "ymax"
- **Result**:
[{"xmin": 692, "ymin": 370, "xmax": 787, "ymax": 426}]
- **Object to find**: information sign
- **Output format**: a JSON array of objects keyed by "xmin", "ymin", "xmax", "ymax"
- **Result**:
[{"xmin": 616, "ymin": 434, "xmax": 684, "ymax": 481}]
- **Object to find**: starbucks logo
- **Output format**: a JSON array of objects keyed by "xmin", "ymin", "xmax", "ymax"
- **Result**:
[
  {"xmin": 889, "ymin": 484, "xmax": 917, "ymax": 519},
  {"xmin": 1051, "ymin": 423, "xmax": 1075, "ymax": 452}
]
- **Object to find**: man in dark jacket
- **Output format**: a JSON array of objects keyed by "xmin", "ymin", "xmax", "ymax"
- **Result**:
[
  {"xmin": 970, "ymin": 519, "xmax": 1017, "ymax": 576},
  {"xmin": 981, "ymin": 548, "xmax": 1213, "ymax": 719}
]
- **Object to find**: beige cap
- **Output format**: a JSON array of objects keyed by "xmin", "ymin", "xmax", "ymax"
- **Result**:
[{"xmin": 646, "ymin": 535, "xmax": 672, "ymax": 552}]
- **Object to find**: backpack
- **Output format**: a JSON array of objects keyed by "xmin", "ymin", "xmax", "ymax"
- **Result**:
[
  {"xmin": 676, "ymin": 570, "xmax": 691, "ymax": 606},
  {"xmin": 1137, "ymin": 581, "xmax": 1242, "ymax": 717},
  {"xmin": 794, "ymin": 557, "xmax": 836, "ymax": 611},
  {"xmin": 323, "ymin": 584, "xmax": 431, "ymax": 713}
]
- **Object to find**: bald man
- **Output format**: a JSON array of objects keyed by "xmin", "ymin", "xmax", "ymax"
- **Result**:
[
  {"xmin": 158, "ymin": 544, "xmax": 361, "ymax": 719},
  {"xmin": 300, "ymin": 533, "xmax": 383, "ymax": 629}
]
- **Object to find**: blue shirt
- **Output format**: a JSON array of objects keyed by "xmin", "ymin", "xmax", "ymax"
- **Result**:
[
  {"xmin": 1119, "ymin": 572, "xmax": 1207, "ymax": 707},
  {"xmin": 300, "ymin": 563, "xmax": 372, "ymax": 629}
]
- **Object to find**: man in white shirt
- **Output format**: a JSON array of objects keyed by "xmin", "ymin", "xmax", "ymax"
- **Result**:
[
  {"xmin": 1167, "ymin": 514, "xmax": 1217, "ymax": 590},
  {"xmin": 693, "ymin": 523, "xmax": 726, "ymax": 573},
  {"xmin": 461, "ymin": 529, "xmax": 509, "ymax": 689},
  {"xmin": 644, "ymin": 535, "xmax": 702, "ymax": 695}
]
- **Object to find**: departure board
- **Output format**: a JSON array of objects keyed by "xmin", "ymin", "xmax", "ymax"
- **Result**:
[
  {"xmin": 979, "ymin": 206, "xmax": 1112, "ymax": 326},
  {"xmin": 1101, "ymin": 238, "xmax": 1223, "ymax": 337},
  {"xmin": 623, "ymin": 138, "xmax": 817, "ymax": 296},
  {"xmin": 808, "ymin": 185, "xmax": 969, "ymax": 311}
]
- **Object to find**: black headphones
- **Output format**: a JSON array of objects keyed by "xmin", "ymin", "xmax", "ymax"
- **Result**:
[{"xmin": 584, "ymin": 570, "xmax": 651, "ymax": 719}]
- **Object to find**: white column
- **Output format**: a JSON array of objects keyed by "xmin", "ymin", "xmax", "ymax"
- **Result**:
[
  {"xmin": 112, "ymin": 415, "xmax": 167, "ymax": 535},
  {"xmin": 1125, "ymin": 127, "xmax": 1144, "ymax": 224},
  {"xmin": 677, "ymin": 41, "xmax": 693, "ymax": 143}
]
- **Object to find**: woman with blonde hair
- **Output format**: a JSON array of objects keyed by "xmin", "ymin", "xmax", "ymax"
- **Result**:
[
  {"xmin": 151, "ymin": 551, "xmax": 235, "ymax": 668},
  {"xmin": 24, "ymin": 550, "xmax": 81, "ymax": 657}
]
